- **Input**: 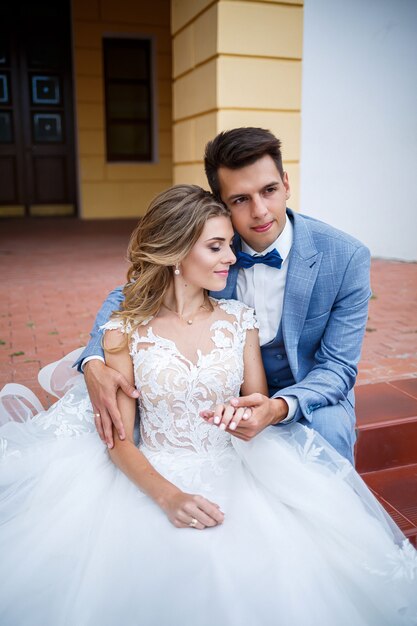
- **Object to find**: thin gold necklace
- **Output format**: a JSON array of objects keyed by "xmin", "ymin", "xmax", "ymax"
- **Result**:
[{"xmin": 161, "ymin": 299, "xmax": 211, "ymax": 325}]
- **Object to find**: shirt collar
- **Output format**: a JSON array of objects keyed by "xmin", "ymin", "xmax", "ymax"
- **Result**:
[{"xmin": 240, "ymin": 215, "xmax": 293, "ymax": 261}]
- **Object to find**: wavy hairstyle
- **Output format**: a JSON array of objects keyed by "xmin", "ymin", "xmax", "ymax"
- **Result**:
[{"xmin": 114, "ymin": 184, "xmax": 230, "ymax": 332}]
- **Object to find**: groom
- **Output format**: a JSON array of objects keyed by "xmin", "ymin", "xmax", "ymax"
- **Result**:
[{"xmin": 77, "ymin": 128, "xmax": 371, "ymax": 464}]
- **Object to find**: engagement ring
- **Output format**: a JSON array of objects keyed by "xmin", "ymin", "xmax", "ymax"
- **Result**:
[{"xmin": 189, "ymin": 518, "xmax": 198, "ymax": 528}]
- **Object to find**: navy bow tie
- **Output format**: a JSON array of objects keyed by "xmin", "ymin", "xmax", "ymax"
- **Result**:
[{"xmin": 235, "ymin": 249, "xmax": 283, "ymax": 270}]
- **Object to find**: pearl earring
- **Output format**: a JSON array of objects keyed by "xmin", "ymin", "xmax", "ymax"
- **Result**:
[{"xmin": 174, "ymin": 263, "xmax": 180, "ymax": 276}]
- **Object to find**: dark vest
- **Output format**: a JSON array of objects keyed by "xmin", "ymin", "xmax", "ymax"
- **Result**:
[{"xmin": 261, "ymin": 323, "xmax": 295, "ymax": 396}]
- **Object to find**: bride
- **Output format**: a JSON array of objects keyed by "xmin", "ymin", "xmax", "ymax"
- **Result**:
[{"xmin": 0, "ymin": 185, "xmax": 416, "ymax": 626}]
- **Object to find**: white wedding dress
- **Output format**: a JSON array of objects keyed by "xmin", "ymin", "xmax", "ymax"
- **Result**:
[{"xmin": 0, "ymin": 299, "xmax": 416, "ymax": 626}]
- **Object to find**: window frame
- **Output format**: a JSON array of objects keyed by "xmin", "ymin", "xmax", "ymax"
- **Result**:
[{"xmin": 103, "ymin": 36, "xmax": 156, "ymax": 163}]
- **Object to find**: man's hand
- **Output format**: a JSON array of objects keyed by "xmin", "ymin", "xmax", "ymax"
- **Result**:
[
  {"xmin": 201, "ymin": 394, "xmax": 289, "ymax": 441},
  {"xmin": 84, "ymin": 360, "xmax": 139, "ymax": 448}
]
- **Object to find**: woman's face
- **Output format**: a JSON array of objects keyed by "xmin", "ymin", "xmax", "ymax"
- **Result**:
[{"xmin": 180, "ymin": 216, "xmax": 236, "ymax": 292}]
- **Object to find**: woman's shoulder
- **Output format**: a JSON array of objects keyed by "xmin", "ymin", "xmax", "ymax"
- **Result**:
[
  {"xmin": 211, "ymin": 298, "xmax": 259, "ymax": 330},
  {"xmin": 100, "ymin": 317, "xmax": 129, "ymax": 333},
  {"xmin": 100, "ymin": 314, "xmax": 154, "ymax": 332},
  {"xmin": 100, "ymin": 315, "xmax": 155, "ymax": 343}
]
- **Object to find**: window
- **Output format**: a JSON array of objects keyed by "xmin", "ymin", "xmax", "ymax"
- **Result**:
[{"xmin": 103, "ymin": 38, "xmax": 154, "ymax": 162}]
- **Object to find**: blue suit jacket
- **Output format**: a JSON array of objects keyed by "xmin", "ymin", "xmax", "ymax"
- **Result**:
[{"xmin": 76, "ymin": 209, "xmax": 371, "ymax": 425}]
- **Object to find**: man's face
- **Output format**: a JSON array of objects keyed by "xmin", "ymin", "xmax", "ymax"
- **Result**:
[{"xmin": 218, "ymin": 155, "xmax": 290, "ymax": 253}]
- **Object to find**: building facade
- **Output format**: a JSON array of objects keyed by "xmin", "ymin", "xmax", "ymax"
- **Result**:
[{"xmin": 0, "ymin": 0, "xmax": 303, "ymax": 219}]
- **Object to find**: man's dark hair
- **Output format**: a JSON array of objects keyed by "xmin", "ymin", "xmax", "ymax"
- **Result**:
[{"xmin": 204, "ymin": 127, "xmax": 284, "ymax": 200}]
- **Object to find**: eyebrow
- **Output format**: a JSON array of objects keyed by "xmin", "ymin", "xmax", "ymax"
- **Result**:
[
  {"xmin": 204, "ymin": 237, "xmax": 226, "ymax": 242},
  {"xmin": 227, "ymin": 181, "xmax": 280, "ymax": 202}
]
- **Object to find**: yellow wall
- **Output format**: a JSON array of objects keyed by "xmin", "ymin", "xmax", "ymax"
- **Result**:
[
  {"xmin": 171, "ymin": 0, "xmax": 303, "ymax": 210},
  {"xmin": 72, "ymin": 0, "xmax": 303, "ymax": 217},
  {"xmin": 72, "ymin": 0, "xmax": 172, "ymax": 218}
]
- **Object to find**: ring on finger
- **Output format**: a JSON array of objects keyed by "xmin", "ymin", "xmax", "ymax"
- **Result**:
[
  {"xmin": 189, "ymin": 517, "xmax": 198, "ymax": 528},
  {"xmin": 94, "ymin": 412, "xmax": 101, "ymax": 418}
]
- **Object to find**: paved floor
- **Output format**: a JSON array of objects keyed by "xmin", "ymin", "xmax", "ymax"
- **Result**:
[
  {"xmin": 1, "ymin": 219, "xmax": 135, "ymax": 404},
  {"xmin": 358, "ymin": 259, "xmax": 417, "ymax": 385},
  {"xmin": 1, "ymin": 218, "xmax": 416, "ymax": 406}
]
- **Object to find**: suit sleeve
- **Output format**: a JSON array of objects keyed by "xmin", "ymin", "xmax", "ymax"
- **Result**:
[
  {"xmin": 275, "ymin": 245, "xmax": 371, "ymax": 422},
  {"xmin": 73, "ymin": 286, "xmax": 125, "ymax": 372}
]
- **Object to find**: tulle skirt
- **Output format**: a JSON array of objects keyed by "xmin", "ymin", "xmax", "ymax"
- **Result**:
[{"xmin": 0, "ymin": 355, "xmax": 416, "ymax": 626}]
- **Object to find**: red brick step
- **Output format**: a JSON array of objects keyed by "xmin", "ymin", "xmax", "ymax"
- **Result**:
[
  {"xmin": 355, "ymin": 379, "xmax": 417, "ymax": 545},
  {"xmin": 361, "ymin": 465, "xmax": 417, "ymax": 547}
]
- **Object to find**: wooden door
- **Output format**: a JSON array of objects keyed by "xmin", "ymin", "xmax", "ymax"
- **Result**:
[{"xmin": 0, "ymin": 1, "xmax": 77, "ymax": 217}]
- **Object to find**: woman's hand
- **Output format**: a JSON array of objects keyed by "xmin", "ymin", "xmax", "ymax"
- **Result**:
[
  {"xmin": 160, "ymin": 490, "xmax": 225, "ymax": 530},
  {"xmin": 202, "ymin": 395, "xmax": 288, "ymax": 441},
  {"xmin": 200, "ymin": 404, "xmax": 252, "ymax": 432}
]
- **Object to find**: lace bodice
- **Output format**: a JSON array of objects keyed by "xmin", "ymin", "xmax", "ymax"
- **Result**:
[{"xmin": 102, "ymin": 299, "xmax": 258, "ymax": 459}]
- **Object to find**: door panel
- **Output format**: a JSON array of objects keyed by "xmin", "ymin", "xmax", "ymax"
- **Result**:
[
  {"xmin": 0, "ymin": 1, "xmax": 76, "ymax": 217},
  {"xmin": 34, "ymin": 157, "xmax": 68, "ymax": 203}
]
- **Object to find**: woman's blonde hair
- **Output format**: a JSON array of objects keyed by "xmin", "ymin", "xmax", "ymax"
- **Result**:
[{"xmin": 114, "ymin": 184, "xmax": 230, "ymax": 332}]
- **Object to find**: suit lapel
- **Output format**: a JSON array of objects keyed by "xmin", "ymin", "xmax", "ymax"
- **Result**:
[{"xmin": 282, "ymin": 211, "xmax": 322, "ymax": 374}]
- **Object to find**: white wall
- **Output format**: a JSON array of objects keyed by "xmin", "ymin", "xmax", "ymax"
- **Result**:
[{"xmin": 300, "ymin": 0, "xmax": 417, "ymax": 260}]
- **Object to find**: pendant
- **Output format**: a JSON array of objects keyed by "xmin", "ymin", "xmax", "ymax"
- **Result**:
[{"xmin": 187, "ymin": 319, "xmax": 193, "ymax": 325}]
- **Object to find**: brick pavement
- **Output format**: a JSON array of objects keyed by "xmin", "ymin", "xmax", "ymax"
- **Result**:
[
  {"xmin": 1, "ymin": 219, "xmax": 416, "ymax": 406},
  {"xmin": 1, "ymin": 218, "xmax": 135, "ymax": 405},
  {"xmin": 358, "ymin": 259, "xmax": 417, "ymax": 385}
]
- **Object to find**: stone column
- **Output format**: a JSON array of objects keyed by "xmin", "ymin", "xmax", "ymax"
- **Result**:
[{"xmin": 171, "ymin": 0, "xmax": 303, "ymax": 209}]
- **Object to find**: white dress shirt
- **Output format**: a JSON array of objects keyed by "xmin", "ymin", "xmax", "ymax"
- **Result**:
[{"xmin": 236, "ymin": 216, "xmax": 298, "ymax": 421}]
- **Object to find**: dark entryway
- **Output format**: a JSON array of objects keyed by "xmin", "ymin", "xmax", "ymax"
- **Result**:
[{"xmin": 0, "ymin": 0, "xmax": 77, "ymax": 217}]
